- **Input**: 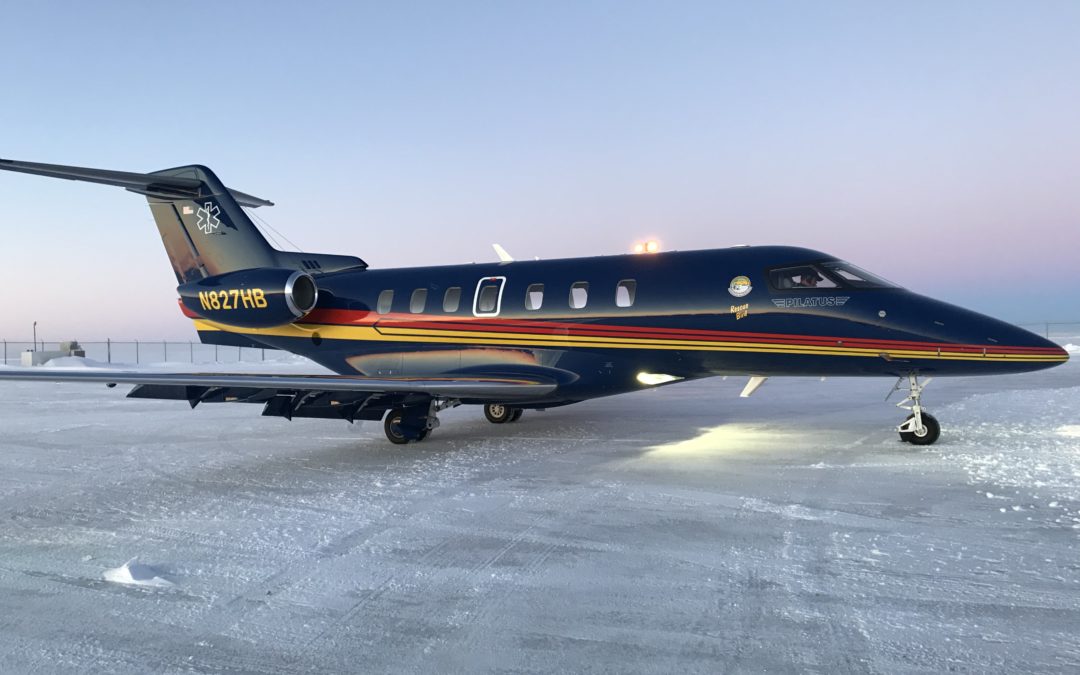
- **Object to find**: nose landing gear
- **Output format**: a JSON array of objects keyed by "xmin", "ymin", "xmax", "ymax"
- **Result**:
[{"xmin": 893, "ymin": 373, "xmax": 940, "ymax": 445}]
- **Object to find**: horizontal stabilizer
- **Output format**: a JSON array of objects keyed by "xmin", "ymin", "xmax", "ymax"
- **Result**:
[{"xmin": 0, "ymin": 158, "xmax": 273, "ymax": 208}]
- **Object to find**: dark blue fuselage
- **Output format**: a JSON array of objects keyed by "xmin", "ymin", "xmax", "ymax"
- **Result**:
[{"xmin": 194, "ymin": 246, "xmax": 1068, "ymax": 406}]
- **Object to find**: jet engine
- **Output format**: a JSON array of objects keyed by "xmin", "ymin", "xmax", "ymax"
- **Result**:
[{"xmin": 178, "ymin": 268, "xmax": 318, "ymax": 329}]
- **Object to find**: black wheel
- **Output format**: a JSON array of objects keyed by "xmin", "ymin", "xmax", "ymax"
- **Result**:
[
  {"xmin": 384, "ymin": 409, "xmax": 410, "ymax": 444},
  {"xmin": 899, "ymin": 413, "xmax": 940, "ymax": 446},
  {"xmin": 484, "ymin": 403, "xmax": 515, "ymax": 424},
  {"xmin": 509, "ymin": 408, "xmax": 524, "ymax": 423},
  {"xmin": 382, "ymin": 408, "xmax": 410, "ymax": 444}
]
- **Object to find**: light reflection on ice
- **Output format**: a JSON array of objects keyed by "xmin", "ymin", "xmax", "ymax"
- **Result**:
[
  {"xmin": 644, "ymin": 423, "xmax": 810, "ymax": 457},
  {"xmin": 1056, "ymin": 425, "xmax": 1080, "ymax": 438}
]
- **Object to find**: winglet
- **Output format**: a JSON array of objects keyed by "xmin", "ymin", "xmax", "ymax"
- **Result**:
[{"xmin": 492, "ymin": 244, "xmax": 514, "ymax": 262}]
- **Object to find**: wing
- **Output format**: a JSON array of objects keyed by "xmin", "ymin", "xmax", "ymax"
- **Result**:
[{"xmin": 0, "ymin": 368, "xmax": 557, "ymax": 422}]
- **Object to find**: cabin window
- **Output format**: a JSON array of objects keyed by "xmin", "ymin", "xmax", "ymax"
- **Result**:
[
  {"xmin": 477, "ymin": 284, "xmax": 500, "ymax": 313},
  {"xmin": 443, "ymin": 287, "xmax": 461, "ymax": 312},
  {"xmin": 616, "ymin": 279, "xmax": 636, "ymax": 307},
  {"xmin": 376, "ymin": 289, "xmax": 394, "ymax": 314},
  {"xmin": 410, "ymin": 288, "xmax": 428, "ymax": 313},
  {"xmin": 569, "ymin": 282, "xmax": 589, "ymax": 309},
  {"xmin": 769, "ymin": 266, "xmax": 838, "ymax": 291},
  {"xmin": 525, "ymin": 284, "xmax": 544, "ymax": 310}
]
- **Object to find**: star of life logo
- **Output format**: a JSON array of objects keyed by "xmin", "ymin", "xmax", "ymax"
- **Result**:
[{"xmin": 196, "ymin": 202, "xmax": 222, "ymax": 234}]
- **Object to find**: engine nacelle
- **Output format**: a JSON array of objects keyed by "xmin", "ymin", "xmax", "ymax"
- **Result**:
[{"xmin": 178, "ymin": 268, "xmax": 318, "ymax": 329}]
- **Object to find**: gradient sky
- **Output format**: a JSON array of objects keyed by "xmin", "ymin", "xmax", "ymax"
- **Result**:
[{"xmin": 1, "ymin": 1, "xmax": 1078, "ymax": 340}]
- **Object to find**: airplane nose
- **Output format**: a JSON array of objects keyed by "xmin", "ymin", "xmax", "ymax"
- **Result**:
[
  {"xmin": 985, "ymin": 315, "xmax": 1067, "ymax": 354},
  {"xmin": 883, "ymin": 293, "xmax": 1069, "ymax": 371}
]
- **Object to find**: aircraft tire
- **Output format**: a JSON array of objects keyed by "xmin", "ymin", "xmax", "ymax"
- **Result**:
[
  {"xmin": 484, "ymin": 404, "xmax": 514, "ymax": 424},
  {"xmin": 385, "ymin": 408, "xmax": 432, "ymax": 444},
  {"xmin": 899, "ymin": 413, "xmax": 940, "ymax": 446}
]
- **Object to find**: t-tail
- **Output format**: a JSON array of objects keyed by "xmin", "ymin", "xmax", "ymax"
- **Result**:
[
  {"xmin": 0, "ymin": 158, "xmax": 366, "ymax": 282},
  {"xmin": 0, "ymin": 158, "xmax": 366, "ymax": 346}
]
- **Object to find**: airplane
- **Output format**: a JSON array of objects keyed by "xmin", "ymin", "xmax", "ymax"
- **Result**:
[{"xmin": 0, "ymin": 158, "xmax": 1069, "ymax": 446}]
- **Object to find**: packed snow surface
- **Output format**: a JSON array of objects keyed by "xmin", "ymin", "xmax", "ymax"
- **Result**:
[{"xmin": 0, "ymin": 356, "xmax": 1078, "ymax": 673}]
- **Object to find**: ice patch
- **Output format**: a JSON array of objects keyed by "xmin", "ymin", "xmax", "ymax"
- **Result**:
[{"xmin": 102, "ymin": 559, "xmax": 173, "ymax": 588}]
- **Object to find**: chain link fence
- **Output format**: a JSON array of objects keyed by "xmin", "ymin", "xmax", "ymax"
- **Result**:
[
  {"xmin": 1015, "ymin": 322, "xmax": 1080, "ymax": 344},
  {"xmin": 1, "ymin": 340, "xmax": 284, "ymax": 366}
]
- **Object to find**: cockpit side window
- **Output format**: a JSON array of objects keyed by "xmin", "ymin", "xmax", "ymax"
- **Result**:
[
  {"xmin": 769, "ymin": 265, "xmax": 838, "ymax": 291},
  {"xmin": 819, "ymin": 261, "xmax": 897, "ymax": 289}
]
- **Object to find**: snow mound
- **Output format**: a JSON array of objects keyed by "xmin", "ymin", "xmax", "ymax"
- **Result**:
[
  {"xmin": 1064, "ymin": 344, "xmax": 1080, "ymax": 354},
  {"xmin": 102, "ymin": 559, "xmax": 173, "ymax": 588},
  {"xmin": 42, "ymin": 356, "xmax": 114, "ymax": 369}
]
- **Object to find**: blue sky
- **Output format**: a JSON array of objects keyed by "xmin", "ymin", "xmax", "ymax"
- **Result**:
[{"xmin": 1, "ymin": 1, "xmax": 1078, "ymax": 339}]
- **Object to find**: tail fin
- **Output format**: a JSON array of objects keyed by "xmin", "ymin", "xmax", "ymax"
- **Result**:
[{"xmin": 0, "ymin": 158, "xmax": 366, "ymax": 283}]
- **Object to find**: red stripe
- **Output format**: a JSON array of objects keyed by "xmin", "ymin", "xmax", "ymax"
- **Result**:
[{"xmin": 187, "ymin": 306, "xmax": 1064, "ymax": 356}]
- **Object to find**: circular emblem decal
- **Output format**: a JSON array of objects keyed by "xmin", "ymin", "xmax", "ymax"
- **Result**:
[{"xmin": 728, "ymin": 275, "xmax": 752, "ymax": 297}]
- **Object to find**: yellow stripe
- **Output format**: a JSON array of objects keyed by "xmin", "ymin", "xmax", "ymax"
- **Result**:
[
  {"xmin": 191, "ymin": 320, "xmax": 1067, "ymax": 363},
  {"xmin": 375, "ymin": 326, "xmax": 1063, "ymax": 361}
]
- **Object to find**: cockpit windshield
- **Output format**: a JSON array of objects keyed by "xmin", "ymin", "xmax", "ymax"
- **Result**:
[
  {"xmin": 819, "ymin": 261, "xmax": 897, "ymax": 288},
  {"xmin": 768, "ymin": 260, "xmax": 898, "ymax": 291},
  {"xmin": 770, "ymin": 266, "xmax": 839, "ymax": 290}
]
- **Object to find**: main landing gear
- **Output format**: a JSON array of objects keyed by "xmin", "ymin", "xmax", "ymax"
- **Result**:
[
  {"xmin": 383, "ymin": 399, "xmax": 458, "ymax": 445},
  {"xmin": 484, "ymin": 403, "xmax": 524, "ymax": 424},
  {"xmin": 382, "ymin": 401, "xmax": 527, "ymax": 444},
  {"xmin": 892, "ymin": 373, "xmax": 940, "ymax": 446}
]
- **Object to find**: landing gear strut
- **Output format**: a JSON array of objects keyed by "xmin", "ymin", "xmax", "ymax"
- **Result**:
[{"xmin": 893, "ymin": 373, "xmax": 940, "ymax": 446}]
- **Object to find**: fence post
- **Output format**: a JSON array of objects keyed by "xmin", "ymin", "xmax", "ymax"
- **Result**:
[
  {"xmin": 214, "ymin": 344, "xmax": 218, "ymax": 362},
  {"xmin": 261, "ymin": 348, "xmax": 265, "ymax": 361},
  {"xmin": 238, "ymin": 345, "xmax": 242, "ymax": 362},
  {"xmin": 107, "ymin": 338, "xmax": 111, "ymax": 364},
  {"xmin": 135, "ymin": 340, "xmax": 140, "ymax": 364}
]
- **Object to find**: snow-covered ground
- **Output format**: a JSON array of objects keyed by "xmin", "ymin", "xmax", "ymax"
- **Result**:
[{"xmin": 0, "ymin": 357, "xmax": 1078, "ymax": 673}]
